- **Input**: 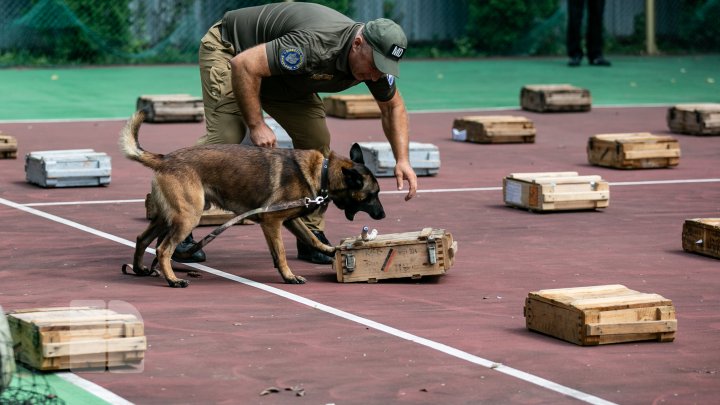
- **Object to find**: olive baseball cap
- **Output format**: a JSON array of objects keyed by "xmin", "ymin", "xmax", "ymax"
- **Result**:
[{"xmin": 362, "ymin": 18, "xmax": 407, "ymax": 78}]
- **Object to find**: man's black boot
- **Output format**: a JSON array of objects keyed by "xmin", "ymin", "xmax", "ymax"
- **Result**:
[
  {"xmin": 172, "ymin": 233, "xmax": 206, "ymax": 263},
  {"xmin": 297, "ymin": 230, "xmax": 333, "ymax": 265}
]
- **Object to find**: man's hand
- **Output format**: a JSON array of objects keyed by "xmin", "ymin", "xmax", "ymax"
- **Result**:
[
  {"xmin": 394, "ymin": 160, "xmax": 417, "ymax": 201},
  {"xmin": 248, "ymin": 123, "xmax": 277, "ymax": 148}
]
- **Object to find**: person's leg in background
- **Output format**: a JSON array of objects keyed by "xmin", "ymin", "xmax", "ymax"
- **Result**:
[
  {"xmin": 586, "ymin": 0, "xmax": 611, "ymax": 66},
  {"xmin": 566, "ymin": 0, "xmax": 585, "ymax": 66},
  {"xmin": 262, "ymin": 95, "xmax": 334, "ymax": 264},
  {"xmin": 173, "ymin": 22, "xmax": 247, "ymax": 263}
]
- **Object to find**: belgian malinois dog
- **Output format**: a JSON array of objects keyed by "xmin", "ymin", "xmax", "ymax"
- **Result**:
[{"xmin": 119, "ymin": 110, "xmax": 385, "ymax": 287}]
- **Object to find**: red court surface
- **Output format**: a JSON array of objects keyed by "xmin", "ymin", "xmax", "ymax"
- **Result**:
[{"xmin": 1, "ymin": 106, "xmax": 719, "ymax": 404}]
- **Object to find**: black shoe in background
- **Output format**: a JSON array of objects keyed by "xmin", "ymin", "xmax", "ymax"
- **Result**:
[
  {"xmin": 172, "ymin": 233, "xmax": 207, "ymax": 263},
  {"xmin": 568, "ymin": 56, "xmax": 582, "ymax": 67},
  {"xmin": 297, "ymin": 230, "xmax": 333, "ymax": 265},
  {"xmin": 589, "ymin": 57, "xmax": 611, "ymax": 67}
]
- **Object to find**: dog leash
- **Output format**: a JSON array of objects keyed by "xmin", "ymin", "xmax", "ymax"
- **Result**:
[{"xmin": 173, "ymin": 158, "xmax": 331, "ymax": 259}]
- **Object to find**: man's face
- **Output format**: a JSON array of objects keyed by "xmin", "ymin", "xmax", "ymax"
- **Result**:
[{"xmin": 349, "ymin": 39, "xmax": 385, "ymax": 82}]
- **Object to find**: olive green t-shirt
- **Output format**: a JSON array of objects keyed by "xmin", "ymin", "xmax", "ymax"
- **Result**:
[{"xmin": 221, "ymin": 2, "xmax": 396, "ymax": 102}]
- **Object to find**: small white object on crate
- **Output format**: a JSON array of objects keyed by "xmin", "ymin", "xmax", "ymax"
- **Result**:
[
  {"xmin": 587, "ymin": 132, "xmax": 681, "ymax": 169},
  {"xmin": 356, "ymin": 141, "xmax": 440, "ymax": 177},
  {"xmin": 241, "ymin": 117, "xmax": 293, "ymax": 149},
  {"xmin": 524, "ymin": 284, "xmax": 676, "ymax": 345},
  {"xmin": 503, "ymin": 171, "xmax": 609, "ymax": 212},
  {"xmin": 666, "ymin": 103, "xmax": 720, "ymax": 135},
  {"xmin": 25, "ymin": 149, "xmax": 111, "ymax": 188},
  {"xmin": 6, "ymin": 307, "xmax": 146, "ymax": 371},
  {"xmin": 452, "ymin": 115, "xmax": 535, "ymax": 144},
  {"xmin": 520, "ymin": 84, "xmax": 591, "ymax": 113},
  {"xmin": 136, "ymin": 94, "xmax": 204, "ymax": 123},
  {"xmin": 334, "ymin": 227, "xmax": 457, "ymax": 283}
]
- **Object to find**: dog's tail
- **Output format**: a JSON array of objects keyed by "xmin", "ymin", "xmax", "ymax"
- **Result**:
[{"xmin": 119, "ymin": 110, "xmax": 164, "ymax": 170}]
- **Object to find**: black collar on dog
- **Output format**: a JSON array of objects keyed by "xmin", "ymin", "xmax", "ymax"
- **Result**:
[{"xmin": 319, "ymin": 158, "xmax": 329, "ymax": 201}]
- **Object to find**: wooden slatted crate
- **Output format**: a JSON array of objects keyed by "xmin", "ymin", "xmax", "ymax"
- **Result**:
[
  {"xmin": 667, "ymin": 103, "xmax": 720, "ymax": 135},
  {"xmin": 25, "ymin": 149, "xmax": 111, "ymax": 188},
  {"xmin": 323, "ymin": 94, "xmax": 381, "ymax": 119},
  {"xmin": 503, "ymin": 171, "xmax": 609, "ymax": 212},
  {"xmin": 451, "ymin": 115, "xmax": 535, "ymax": 144},
  {"xmin": 524, "ymin": 285, "xmax": 677, "ymax": 345},
  {"xmin": 6, "ymin": 307, "xmax": 146, "ymax": 371},
  {"xmin": 334, "ymin": 228, "xmax": 457, "ymax": 283},
  {"xmin": 0, "ymin": 134, "xmax": 18, "ymax": 159},
  {"xmin": 587, "ymin": 132, "xmax": 681, "ymax": 169},
  {"xmin": 682, "ymin": 218, "xmax": 720, "ymax": 259},
  {"xmin": 136, "ymin": 94, "xmax": 204, "ymax": 123},
  {"xmin": 520, "ymin": 84, "xmax": 591, "ymax": 113}
]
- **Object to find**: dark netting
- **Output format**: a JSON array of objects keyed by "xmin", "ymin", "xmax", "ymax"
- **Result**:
[{"xmin": 0, "ymin": 0, "xmax": 717, "ymax": 66}]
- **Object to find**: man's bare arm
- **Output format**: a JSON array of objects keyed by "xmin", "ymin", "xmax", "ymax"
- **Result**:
[
  {"xmin": 229, "ymin": 44, "xmax": 276, "ymax": 147},
  {"xmin": 377, "ymin": 91, "xmax": 417, "ymax": 200}
]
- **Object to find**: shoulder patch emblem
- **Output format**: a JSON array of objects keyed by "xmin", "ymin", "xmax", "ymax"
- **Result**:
[
  {"xmin": 280, "ymin": 48, "xmax": 304, "ymax": 71},
  {"xmin": 386, "ymin": 74, "xmax": 395, "ymax": 86}
]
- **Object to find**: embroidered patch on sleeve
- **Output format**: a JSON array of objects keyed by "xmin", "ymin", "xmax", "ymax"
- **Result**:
[
  {"xmin": 280, "ymin": 48, "xmax": 304, "ymax": 71},
  {"xmin": 386, "ymin": 74, "xmax": 395, "ymax": 86}
]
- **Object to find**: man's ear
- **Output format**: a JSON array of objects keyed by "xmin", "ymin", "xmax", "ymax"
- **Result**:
[
  {"xmin": 349, "ymin": 143, "xmax": 365, "ymax": 164},
  {"xmin": 342, "ymin": 167, "xmax": 364, "ymax": 190}
]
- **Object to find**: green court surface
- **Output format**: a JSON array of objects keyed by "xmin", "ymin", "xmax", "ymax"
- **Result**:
[
  {"xmin": 1, "ymin": 54, "xmax": 718, "ymax": 122},
  {"xmin": 3, "ymin": 366, "xmax": 110, "ymax": 405}
]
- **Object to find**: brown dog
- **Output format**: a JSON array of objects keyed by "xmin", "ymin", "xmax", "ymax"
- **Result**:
[{"xmin": 119, "ymin": 110, "xmax": 385, "ymax": 287}]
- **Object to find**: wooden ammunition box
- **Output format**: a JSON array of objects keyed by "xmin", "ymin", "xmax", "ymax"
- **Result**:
[
  {"xmin": 520, "ymin": 84, "xmax": 591, "ymax": 113},
  {"xmin": 144, "ymin": 193, "xmax": 252, "ymax": 226},
  {"xmin": 7, "ymin": 307, "xmax": 146, "ymax": 371},
  {"xmin": 357, "ymin": 141, "xmax": 440, "ymax": 177},
  {"xmin": 503, "ymin": 171, "xmax": 609, "ymax": 212},
  {"xmin": 587, "ymin": 132, "xmax": 681, "ymax": 169},
  {"xmin": 451, "ymin": 116, "xmax": 535, "ymax": 144},
  {"xmin": 0, "ymin": 134, "xmax": 18, "ymax": 159},
  {"xmin": 136, "ymin": 94, "xmax": 204, "ymax": 123},
  {"xmin": 323, "ymin": 94, "xmax": 381, "ymax": 119},
  {"xmin": 334, "ymin": 228, "xmax": 457, "ymax": 283},
  {"xmin": 682, "ymin": 218, "xmax": 720, "ymax": 259},
  {"xmin": 667, "ymin": 103, "xmax": 720, "ymax": 135},
  {"xmin": 524, "ymin": 284, "xmax": 677, "ymax": 346},
  {"xmin": 25, "ymin": 149, "xmax": 111, "ymax": 188}
]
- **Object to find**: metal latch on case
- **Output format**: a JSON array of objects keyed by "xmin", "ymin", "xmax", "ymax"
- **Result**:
[
  {"xmin": 343, "ymin": 253, "xmax": 356, "ymax": 272},
  {"xmin": 427, "ymin": 237, "xmax": 437, "ymax": 265}
]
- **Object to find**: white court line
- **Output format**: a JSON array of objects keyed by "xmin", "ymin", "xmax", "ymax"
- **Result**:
[
  {"xmin": 1, "ymin": 196, "xmax": 615, "ymax": 405},
  {"xmin": 16, "ymin": 178, "xmax": 720, "ymax": 207}
]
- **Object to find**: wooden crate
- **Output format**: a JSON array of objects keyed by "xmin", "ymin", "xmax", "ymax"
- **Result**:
[
  {"xmin": 144, "ymin": 193, "xmax": 252, "ymax": 226},
  {"xmin": 667, "ymin": 103, "xmax": 720, "ymax": 135},
  {"xmin": 0, "ymin": 134, "xmax": 18, "ymax": 159},
  {"xmin": 503, "ymin": 171, "xmax": 609, "ymax": 212},
  {"xmin": 682, "ymin": 218, "xmax": 720, "ymax": 259},
  {"xmin": 136, "ymin": 94, "xmax": 204, "ymax": 123},
  {"xmin": 357, "ymin": 141, "xmax": 440, "ymax": 177},
  {"xmin": 524, "ymin": 285, "xmax": 676, "ymax": 346},
  {"xmin": 25, "ymin": 149, "xmax": 111, "ymax": 188},
  {"xmin": 323, "ymin": 94, "xmax": 381, "ymax": 119},
  {"xmin": 587, "ymin": 132, "xmax": 681, "ymax": 169},
  {"xmin": 6, "ymin": 307, "xmax": 146, "ymax": 371},
  {"xmin": 334, "ymin": 228, "xmax": 457, "ymax": 283},
  {"xmin": 520, "ymin": 84, "xmax": 591, "ymax": 113},
  {"xmin": 451, "ymin": 115, "xmax": 535, "ymax": 144}
]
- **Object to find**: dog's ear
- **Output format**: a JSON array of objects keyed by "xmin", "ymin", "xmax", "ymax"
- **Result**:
[
  {"xmin": 349, "ymin": 143, "xmax": 364, "ymax": 164},
  {"xmin": 342, "ymin": 167, "xmax": 364, "ymax": 190}
]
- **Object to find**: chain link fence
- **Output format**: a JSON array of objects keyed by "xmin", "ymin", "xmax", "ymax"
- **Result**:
[{"xmin": 0, "ymin": 0, "xmax": 717, "ymax": 67}]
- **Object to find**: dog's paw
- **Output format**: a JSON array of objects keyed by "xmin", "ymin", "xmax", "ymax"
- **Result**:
[
  {"xmin": 167, "ymin": 279, "xmax": 190, "ymax": 288},
  {"xmin": 285, "ymin": 275, "xmax": 307, "ymax": 284}
]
